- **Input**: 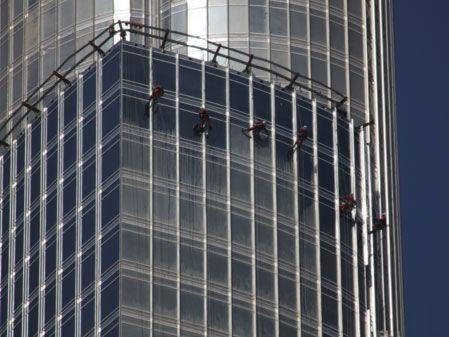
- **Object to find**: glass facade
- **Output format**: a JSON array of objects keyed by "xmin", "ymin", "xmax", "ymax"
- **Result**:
[{"xmin": 0, "ymin": 0, "xmax": 403, "ymax": 334}]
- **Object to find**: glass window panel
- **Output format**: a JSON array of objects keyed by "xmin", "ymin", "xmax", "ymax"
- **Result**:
[
  {"xmin": 322, "ymin": 293, "xmax": 338, "ymax": 328},
  {"xmin": 256, "ymin": 267, "xmax": 274, "ymax": 300},
  {"xmin": 46, "ymin": 194, "xmax": 57, "ymax": 234},
  {"xmin": 270, "ymin": 6, "xmax": 287, "ymax": 36},
  {"xmin": 207, "ymin": 298, "xmax": 228, "ymax": 331},
  {"xmin": 62, "ymin": 267, "xmax": 75, "ymax": 308},
  {"xmin": 180, "ymin": 244, "xmax": 203, "ymax": 278},
  {"xmin": 179, "ymin": 60, "xmax": 201, "ymax": 98},
  {"xmin": 229, "ymin": 5, "xmax": 248, "ymax": 34},
  {"xmin": 82, "ymin": 112, "xmax": 96, "ymax": 154},
  {"xmin": 232, "ymin": 306, "xmax": 253, "ymax": 337},
  {"xmin": 232, "ymin": 259, "xmax": 251, "ymax": 292},
  {"xmin": 122, "ymin": 230, "xmax": 150, "ymax": 265},
  {"xmin": 83, "ymin": 71, "xmax": 96, "ymax": 111},
  {"xmin": 81, "ymin": 297, "xmax": 95, "ymax": 335},
  {"xmin": 207, "ymin": 252, "xmax": 227, "ymax": 286},
  {"xmin": 102, "ymin": 52, "xmax": 120, "ymax": 93},
  {"xmin": 320, "ymin": 247, "xmax": 337, "ymax": 282},
  {"xmin": 180, "ymin": 291, "xmax": 204, "ymax": 325},
  {"xmin": 101, "ymin": 186, "xmax": 119, "ymax": 229},
  {"xmin": 250, "ymin": 5, "xmax": 268, "ymax": 33},
  {"xmin": 63, "ymin": 176, "xmax": 76, "ymax": 216},
  {"xmin": 122, "ymin": 277, "xmax": 150, "ymax": 311},
  {"xmin": 45, "ymin": 283, "xmax": 56, "ymax": 325},
  {"xmin": 82, "ymin": 205, "xmax": 95, "ymax": 245},
  {"xmin": 102, "ymin": 140, "xmax": 119, "ymax": 183},
  {"xmin": 231, "ymin": 210, "xmax": 251, "ymax": 246},
  {"xmin": 46, "ymin": 239, "xmax": 57, "ymax": 278},
  {"xmin": 318, "ymin": 158, "xmax": 334, "ymax": 191},
  {"xmin": 153, "ymin": 238, "xmax": 176, "ymax": 269},
  {"xmin": 123, "ymin": 95, "xmax": 148, "ymax": 129},
  {"xmin": 64, "ymin": 133, "xmax": 77, "ymax": 171},
  {"xmin": 29, "ymin": 253, "xmax": 39, "ymax": 293},
  {"xmin": 30, "ymin": 210, "xmax": 40, "ymax": 249},
  {"xmin": 101, "ymin": 278, "xmax": 119, "ymax": 320},
  {"xmin": 64, "ymin": 86, "xmax": 77, "ymax": 127},
  {"xmin": 123, "ymin": 51, "xmax": 149, "ymax": 85},
  {"xmin": 102, "ymin": 95, "xmax": 120, "ymax": 137},
  {"xmin": 257, "ymin": 314, "xmax": 275, "ymax": 337},
  {"xmin": 153, "ymin": 284, "xmax": 177, "ymax": 316},
  {"xmin": 205, "ymin": 70, "xmax": 225, "ymax": 105},
  {"xmin": 208, "ymin": 6, "xmax": 228, "ymax": 35},
  {"xmin": 28, "ymin": 300, "xmax": 39, "ymax": 336},
  {"xmin": 300, "ymin": 284, "xmax": 318, "ymax": 319},
  {"xmin": 81, "ymin": 250, "xmax": 95, "ymax": 290},
  {"xmin": 62, "ymin": 222, "xmax": 76, "ymax": 262},
  {"xmin": 101, "ymin": 231, "xmax": 119, "ymax": 273},
  {"xmin": 290, "ymin": 7, "xmax": 307, "ymax": 40},
  {"xmin": 319, "ymin": 201, "xmax": 335, "ymax": 235},
  {"xmin": 152, "ymin": 52, "xmax": 176, "ymax": 91},
  {"xmin": 31, "ymin": 120, "xmax": 41, "ymax": 160},
  {"xmin": 179, "ymin": 197, "xmax": 203, "ymax": 233}
]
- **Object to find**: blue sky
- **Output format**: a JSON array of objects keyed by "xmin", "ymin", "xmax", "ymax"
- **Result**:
[{"xmin": 395, "ymin": 0, "xmax": 449, "ymax": 335}]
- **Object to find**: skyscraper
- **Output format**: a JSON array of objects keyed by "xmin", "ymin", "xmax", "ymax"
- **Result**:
[{"xmin": 0, "ymin": 1, "xmax": 403, "ymax": 337}]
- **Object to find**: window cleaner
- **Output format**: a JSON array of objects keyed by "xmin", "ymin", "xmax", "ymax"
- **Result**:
[
  {"xmin": 369, "ymin": 215, "xmax": 387, "ymax": 234},
  {"xmin": 340, "ymin": 194, "xmax": 357, "ymax": 213},
  {"xmin": 288, "ymin": 125, "xmax": 308, "ymax": 157},
  {"xmin": 146, "ymin": 85, "xmax": 164, "ymax": 115},
  {"xmin": 194, "ymin": 108, "xmax": 212, "ymax": 137},
  {"xmin": 242, "ymin": 119, "xmax": 269, "ymax": 139}
]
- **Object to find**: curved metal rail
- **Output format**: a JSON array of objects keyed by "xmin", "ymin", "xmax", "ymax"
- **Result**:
[{"xmin": 0, "ymin": 20, "xmax": 348, "ymax": 147}]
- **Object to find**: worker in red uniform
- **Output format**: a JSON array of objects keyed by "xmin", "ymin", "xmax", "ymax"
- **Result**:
[
  {"xmin": 369, "ymin": 214, "xmax": 387, "ymax": 234},
  {"xmin": 288, "ymin": 125, "xmax": 308, "ymax": 157},
  {"xmin": 340, "ymin": 194, "xmax": 357, "ymax": 213},
  {"xmin": 194, "ymin": 108, "xmax": 212, "ymax": 137},
  {"xmin": 242, "ymin": 119, "xmax": 269, "ymax": 139},
  {"xmin": 146, "ymin": 85, "xmax": 164, "ymax": 115}
]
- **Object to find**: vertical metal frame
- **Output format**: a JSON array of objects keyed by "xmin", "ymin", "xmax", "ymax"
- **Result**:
[
  {"xmin": 225, "ymin": 68, "xmax": 233, "ymax": 337},
  {"xmin": 75, "ymin": 71, "xmax": 83, "ymax": 337},
  {"xmin": 6, "ymin": 139, "xmax": 16, "ymax": 337},
  {"xmin": 21, "ymin": 122, "xmax": 32, "ymax": 336},
  {"xmin": 270, "ymin": 83, "xmax": 279, "ymax": 337},
  {"xmin": 377, "ymin": 1, "xmax": 395, "ymax": 333},
  {"xmin": 357, "ymin": 128, "xmax": 370, "ymax": 337},
  {"xmin": 349, "ymin": 119, "xmax": 361, "ymax": 337},
  {"xmin": 175, "ymin": 53, "xmax": 181, "ymax": 337},
  {"xmin": 311, "ymin": 99, "xmax": 323, "ymax": 337},
  {"xmin": 38, "ymin": 107, "xmax": 48, "ymax": 337},
  {"xmin": 0, "ymin": 155, "xmax": 2, "ymax": 325},
  {"xmin": 291, "ymin": 90, "xmax": 302, "ymax": 336},
  {"xmin": 365, "ymin": 139, "xmax": 377, "ymax": 336},
  {"xmin": 332, "ymin": 108, "xmax": 343, "ymax": 337},
  {"xmin": 201, "ymin": 59, "xmax": 208, "ymax": 336},
  {"xmin": 148, "ymin": 47, "xmax": 154, "ymax": 337},
  {"xmin": 248, "ymin": 74, "xmax": 257, "ymax": 337},
  {"xmin": 94, "ymin": 56, "xmax": 103, "ymax": 337},
  {"xmin": 55, "ymin": 89, "xmax": 64, "ymax": 337}
]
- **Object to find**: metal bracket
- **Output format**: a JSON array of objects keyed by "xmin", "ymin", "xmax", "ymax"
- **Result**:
[
  {"xmin": 160, "ymin": 29, "xmax": 169, "ymax": 50},
  {"xmin": 284, "ymin": 73, "xmax": 299, "ymax": 90},
  {"xmin": 129, "ymin": 21, "xmax": 144, "ymax": 30},
  {"xmin": 243, "ymin": 54, "xmax": 254, "ymax": 74},
  {"xmin": 52, "ymin": 71, "xmax": 71, "ymax": 87},
  {"xmin": 336, "ymin": 96, "xmax": 348, "ymax": 109},
  {"xmin": 356, "ymin": 120, "xmax": 375, "ymax": 129},
  {"xmin": 211, "ymin": 44, "xmax": 222, "ymax": 65},
  {"xmin": 118, "ymin": 20, "xmax": 126, "ymax": 39},
  {"xmin": 0, "ymin": 140, "xmax": 10, "ymax": 148},
  {"xmin": 22, "ymin": 101, "xmax": 40, "ymax": 114},
  {"xmin": 89, "ymin": 41, "xmax": 105, "ymax": 57}
]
